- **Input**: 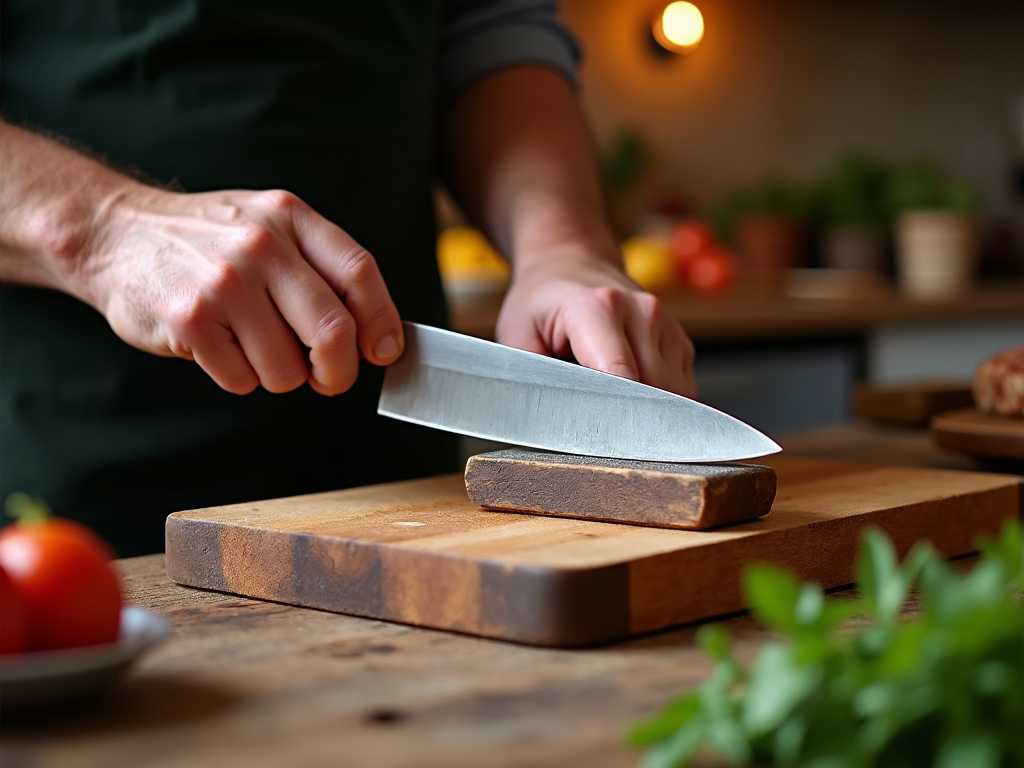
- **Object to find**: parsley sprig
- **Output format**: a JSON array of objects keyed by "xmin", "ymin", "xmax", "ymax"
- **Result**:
[{"xmin": 629, "ymin": 520, "xmax": 1024, "ymax": 768}]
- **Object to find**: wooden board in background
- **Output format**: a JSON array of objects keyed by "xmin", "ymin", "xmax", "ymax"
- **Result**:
[
  {"xmin": 853, "ymin": 380, "xmax": 973, "ymax": 426},
  {"xmin": 165, "ymin": 457, "xmax": 1022, "ymax": 647},
  {"xmin": 932, "ymin": 407, "xmax": 1024, "ymax": 467},
  {"xmin": 464, "ymin": 450, "xmax": 776, "ymax": 530}
]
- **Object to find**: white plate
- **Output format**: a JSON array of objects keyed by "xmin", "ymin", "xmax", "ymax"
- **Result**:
[{"xmin": 0, "ymin": 606, "xmax": 170, "ymax": 714}]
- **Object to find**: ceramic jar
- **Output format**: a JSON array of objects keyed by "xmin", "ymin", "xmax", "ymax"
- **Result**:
[{"xmin": 896, "ymin": 211, "xmax": 976, "ymax": 300}]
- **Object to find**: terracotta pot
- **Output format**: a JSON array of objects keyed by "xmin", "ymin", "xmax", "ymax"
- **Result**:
[
  {"xmin": 896, "ymin": 211, "xmax": 976, "ymax": 300},
  {"xmin": 735, "ymin": 215, "xmax": 804, "ymax": 280},
  {"xmin": 821, "ymin": 227, "xmax": 887, "ymax": 273}
]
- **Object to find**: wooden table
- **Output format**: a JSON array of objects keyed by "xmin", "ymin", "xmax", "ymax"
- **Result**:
[{"xmin": 0, "ymin": 424, "xmax": 1003, "ymax": 768}]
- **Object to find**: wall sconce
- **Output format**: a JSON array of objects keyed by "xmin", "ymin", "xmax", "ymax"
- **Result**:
[{"xmin": 650, "ymin": 1, "xmax": 704, "ymax": 57}]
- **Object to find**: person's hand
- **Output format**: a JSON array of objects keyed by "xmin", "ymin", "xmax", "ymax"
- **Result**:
[
  {"xmin": 495, "ymin": 246, "xmax": 697, "ymax": 398},
  {"xmin": 84, "ymin": 187, "xmax": 403, "ymax": 395}
]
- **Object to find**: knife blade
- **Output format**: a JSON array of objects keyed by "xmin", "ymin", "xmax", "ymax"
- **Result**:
[{"xmin": 377, "ymin": 322, "xmax": 781, "ymax": 462}]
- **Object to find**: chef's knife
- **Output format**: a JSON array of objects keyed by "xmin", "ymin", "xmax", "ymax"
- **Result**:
[{"xmin": 377, "ymin": 322, "xmax": 781, "ymax": 462}]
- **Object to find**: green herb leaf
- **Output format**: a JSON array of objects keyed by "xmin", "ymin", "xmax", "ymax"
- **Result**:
[
  {"xmin": 856, "ymin": 527, "xmax": 904, "ymax": 622},
  {"xmin": 628, "ymin": 693, "xmax": 701, "ymax": 747},
  {"xmin": 641, "ymin": 717, "xmax": 703, "ymax": 768},
  {"xmin": 935, "ymin": 731, "xmax": 999, "ymax": 768},
  {"xmin": 743, "ymin": 644, "xmax": 821, "ymax": 736},
  {"xmin": 744, "ymin": 564, "xmax": 801, "ymax": 633},
  {"xmin": 697, "ymin": 624, "xmax": 732, "ymax": 662},
  {"xmin": 630, "ymin": 521, "xmax": 1024, "ymax": 767}
]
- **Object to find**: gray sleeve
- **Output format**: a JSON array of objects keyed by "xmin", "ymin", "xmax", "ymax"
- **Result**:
[{"xmin": 440, "ymin": 0, "xmax": 581, "ymax": 105}]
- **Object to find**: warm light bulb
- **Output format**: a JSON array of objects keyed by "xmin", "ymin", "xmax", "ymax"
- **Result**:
[{"xmin": 654, "ymin": 1, "xmax": 704, "ymax": 53}]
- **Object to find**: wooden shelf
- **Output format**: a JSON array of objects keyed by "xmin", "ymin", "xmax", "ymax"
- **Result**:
[{"xmin": 450, "ymin": 280, "xmax": 1024, "ymax": 343}]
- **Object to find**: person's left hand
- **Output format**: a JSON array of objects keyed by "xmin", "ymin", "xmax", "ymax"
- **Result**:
[{"xmin": 495, "ymin": 247, "xmax": 697, "ymax": 398}]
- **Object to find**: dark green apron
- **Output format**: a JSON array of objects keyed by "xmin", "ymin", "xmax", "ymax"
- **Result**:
[{"xmin": 1, "ymin": 1, "xmax": 459, "ymax": 556}]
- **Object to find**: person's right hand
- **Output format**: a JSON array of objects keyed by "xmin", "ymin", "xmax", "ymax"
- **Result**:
[{"xmin": 83, "ymin": 187, "xmax": 403, "ymax": 396}]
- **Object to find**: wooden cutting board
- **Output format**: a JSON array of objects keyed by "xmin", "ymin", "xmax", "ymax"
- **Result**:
[{"xmin": 165, "ymin": 457, "xmax": 1022, "ymax": 647}]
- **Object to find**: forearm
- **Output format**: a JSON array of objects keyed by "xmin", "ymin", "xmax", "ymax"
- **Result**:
[
  {"xmin": 441, "ymin": 65, "xmax": 696, "ymax": 397},
  {"xmin": 440, "ymin": 65, "xmax": 619, "ymax": 270},
  {"xmin": 0, "ymin": 121, "xmax": 141, "ymax": 303}
]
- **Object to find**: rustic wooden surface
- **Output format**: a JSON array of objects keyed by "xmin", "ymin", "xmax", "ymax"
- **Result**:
[
  {"xmin": 450, "ymin": 282, "xmax": 1024, "ymax": 341},
  {"xmin": 852, "ymin": 380, "xmax": 973, "ymax": 426},
  {"xmin": 164, "ymin": 457, "xmax": 1020, "ymax": 646},
  {"xmin": 932, "ymin": 407, "xmax": 1024, "ymax": 463},
  {"xmin": 464, "ymin": 450, "xmax": 776, "ymax": 530},
  {"xmin": 0, "ymin": 554, "xmax": 784, "ymax": 768},
  {"xmin": 3, "ymin": 424, "xmax": 1019, "ymax": 768}
]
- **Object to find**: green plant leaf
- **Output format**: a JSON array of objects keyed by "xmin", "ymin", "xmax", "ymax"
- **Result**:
[
  {"xmin": 640, "ymin": 718, "xmax": 704, "ymax": 768},
  {"xmin": 857, "ymin": 528, "xmax": 905, "ymax": 622},
  {"xmin": 628, "ymin": 693, "xmax": 701, "ymax": 746},
  {"xmin": 704, "ymin": 716, "xmax": 751, "ymax": 765},
  {"xmin": 977, "ymin": 520, "xmax": 1024, "ymax": 587},
  {"xmin": 629, "ymin": 521, "xmax": 1024, "ymax": 768},
  {"xmin": 935, "ymin": 731, "xmax": 999, "ymax": 768},
  {"xmin": 697, "ymin": 624, "xmax": 732, "ymax": 662},
  {"xmin": 744, "ymin": 564, "xmax": 801, "ymax": 633},
  {"xmin": 742, "ymin": 644, "xmax": 821, "ymax": 735},
  {"xmin": 794, "ymin": 583, "xmax": 825, "ymax": 628}
]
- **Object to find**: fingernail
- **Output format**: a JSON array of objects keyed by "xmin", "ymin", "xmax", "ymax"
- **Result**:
[{"xmin": 373, "ymin": 333, "xmax": 402, "ymax": 361}]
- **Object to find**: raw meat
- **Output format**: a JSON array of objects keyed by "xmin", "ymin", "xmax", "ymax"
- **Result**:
[{"xmin": 973, "ymin": 347, "xmax": 1024, "ymax": 417}]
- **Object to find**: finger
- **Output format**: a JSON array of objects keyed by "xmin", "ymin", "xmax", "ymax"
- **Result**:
[
  {"xmin": 229, "ymin": 288, "xmax": 313, "ymax": 394},
  {"xmin": 266, "ymin": 257, "xmax": 361, "ymax": 395},
  {"xmin": 565, "ymin": 290, "xmax": 639, "ymax": 381},
  {"xmin": 494, "ymin": 306, "xmax": 549, "ymax": 356},
  {"xmin": 187, "ymin": 322, "xmax": 261, "ymax": 395},
  {"xmin": 656, "ymin": 319, "xmax": 698, "ymax": 397},
  {"xmin": 287, "ymin": 197, "xmax": 404, "ymax": 366},
  {"xmin": 620, "ymin": 293, "xmax": 674, "ymax": 390}
]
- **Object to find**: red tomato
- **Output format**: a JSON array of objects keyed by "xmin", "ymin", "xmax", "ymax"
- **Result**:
[
  {"xmin": 0, "ymin": 518, "xmax": 122, "ymax": 651},
  {"xmin": 669, "ymin": 220, "xmax": 717, "ymax": 271},
  {"xmin": 686, "ymin": 249, "xmax": 737, "ymax": 294},
  {"xmin": 0, "ymin": 563, "xmax": 30, "ymax": 655}
]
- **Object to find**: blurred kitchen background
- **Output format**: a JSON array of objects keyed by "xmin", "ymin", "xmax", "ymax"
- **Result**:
[{"xmin": 438, "ymin": 0, "xmax": 1024, "ymax": 439}]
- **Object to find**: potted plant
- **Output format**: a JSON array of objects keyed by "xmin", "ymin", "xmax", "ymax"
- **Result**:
[
  {"xmin": 715, "ymin": 179, "xmax": 809, "ymax": 283},
  {"xmin": 814, "ymin": 154, "xmax": 889, "ymax": 274},
  {"xmin": 886, "ymin": 162, "xmax": 978, "ymax": 300}
]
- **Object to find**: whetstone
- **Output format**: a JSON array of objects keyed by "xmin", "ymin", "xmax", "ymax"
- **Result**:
[{"xmin": 464, "ymin": 449, "xmax": 776, "ymax": 530}]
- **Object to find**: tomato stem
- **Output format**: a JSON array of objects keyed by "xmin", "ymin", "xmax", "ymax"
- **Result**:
[{"xmin": 4, "ymin": 492, "xmax": 52, "ymax": 525}]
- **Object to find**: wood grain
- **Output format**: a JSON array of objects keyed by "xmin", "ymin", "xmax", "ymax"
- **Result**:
[
  {"xmin": 164, "ymin": 457, "xmax": 1021, "ymax": 647},
  {"xmin": 464, "ymin": 450, "xmax": 776, "ymax": 530},
  {"xmin": 0, "ymin": 554, "xmax": 795, "ymax": 768},
  {"xmin": 932, "ymin": 407, "xmax": 1024, "ymax": 463}
]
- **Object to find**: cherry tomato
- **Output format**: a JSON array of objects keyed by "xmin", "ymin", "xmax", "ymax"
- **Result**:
[
  {"xmin": 686, "ymin": 249, "xmax": 737, "ymax": 294},
  {"xmin": 0, "ymin": 511, "xmax": 122, "ymax": 652},
  {"xmin": 0, "ymin": 563, "xmax": 29, "ymax": 655},
  {"xmin": 669, "ymin": 220, "xmax": 717, "ymax": 272}
]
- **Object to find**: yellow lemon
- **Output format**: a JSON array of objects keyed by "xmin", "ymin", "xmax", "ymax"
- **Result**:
[
  {"xmin": 622, "ymin": 236, "xmax": 676, "ymax": 293},
  {"xmin": 437, "ymin": 227, "xmax": 510, "ymax": 280}
]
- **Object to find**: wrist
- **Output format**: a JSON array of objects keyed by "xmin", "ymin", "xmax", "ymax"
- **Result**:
[
  {"xmin": 42, "ymin": 175, "xmax": 151, "ymax": 308},
  {"xmin": 506, "ymin": 191, "xmax": 620, "ymax": 273}
]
